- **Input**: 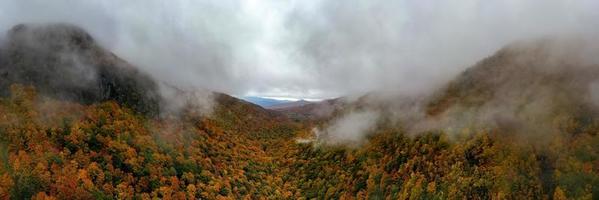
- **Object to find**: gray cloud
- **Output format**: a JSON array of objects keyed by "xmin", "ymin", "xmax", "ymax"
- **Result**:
[
  {"xmin": 314, "ymin": 109, "xmax": 380, "ymax": 145},
  {"xmin": 1, "ymin": 0, "xmax": 259, "ymax": 96},
  {"xmin": 287, "ymin": 0, "xmax": 599, "ymax": 97},
  {"xmin": 1, "ymin": 0, "xmax": 598, "ymax": 100}
]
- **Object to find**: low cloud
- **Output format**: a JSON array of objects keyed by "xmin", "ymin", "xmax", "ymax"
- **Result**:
[
  {"xmin": 287, "ymin": 0, "xmax": 599, "ymax": 98},
  {"xmin": 159, "ymin": 84, "xmax": 215, "ymax": 118},
  {"xmin": 3, "ymin": 0, "xmax": 599, "ymax": 143},
  {"xmin": 313, "ymin": 36, "xmax": 599, "ymax": 145},
  {"xmin": 2, "ymin": 1, "xmax": 597, "ymax": 100},
  {"xmin": 314, "ymin": 110, "xmax": 380, "ymax": 145}
]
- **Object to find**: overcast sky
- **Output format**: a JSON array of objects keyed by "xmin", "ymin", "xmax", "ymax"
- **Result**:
[{"xmin": 1, "ymin": 0, "xmax": 598, "ymax": 99}]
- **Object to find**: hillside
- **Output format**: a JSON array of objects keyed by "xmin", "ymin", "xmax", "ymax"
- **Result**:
[
  {"xmin": 266, "ymin": 100, "xmax": 311, "ymax": 110},
  {"xmin": 424, "ymin": 38, "xmax": 599, "ymax": 137},
  {"xmin": 428, "ymin": 39, "xmax": 599, "ymax": 114},
  {"xmin": 271, "ymin": 98, "xmax": 345, "ymax": 122},
  {"xmin": 0, "ymin": 24, "xmax": 162, "ymax": 116},
  {"xmin": 0, "ymin": 84, "xmax": 306, "ymax": 199},
  {"xmin": 295, "ymin": 38, "xmax": 599, "ymax": 199},
  {"xmin": 0, "ymin": 24, "xmax": 304, "ymax": 199},
  {"xmin": 240, "ymin": 97, "xmax": 292, "ymax": 108},
  {"xmin": 1, "ymin": 24, "xmax": 599, "ymax": 199}
]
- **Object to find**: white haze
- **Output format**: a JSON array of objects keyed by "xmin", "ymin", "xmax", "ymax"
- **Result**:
[
  {"xmin": 314, "ymin": 110, "xmax": 380, "ymax": 145},
  {"xmin": 335, "ymin": 37, "xmax": 599, "ymax": 145},
  {"xmin": 1, "ymin": 0, "xmax": 598, "ymax": 99},
  {"xmin": 2, "ymin": 0, "xmax": 599, "ymax": 144}
]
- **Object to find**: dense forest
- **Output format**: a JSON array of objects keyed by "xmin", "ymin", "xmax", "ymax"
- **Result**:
[
  {"xmin": 1, "ymin": 83, "xmax": 598, "ymax": 199},
  {"xmin": 1, "ymin": 24, "xmax": 599, "ymax": 199}
]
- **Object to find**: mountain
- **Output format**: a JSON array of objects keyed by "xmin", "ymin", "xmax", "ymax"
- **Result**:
[
  {"xmin": 0, "ymin": 24, "xmax": 301, "ymax": 199},
  {"xmin": 316, "ymin": 38, "xmax": 599, "ymax": 135},
  {"xmin": 0, "ymin": 23, "xmax": 162, "ymax": 116},
  {"xmin": 424, "ymin": 38, "xmax": 599, "ymax": 135},
  {"xmin": 1, "ymin": 23, "xmax": 599, "ymax": 199},
  {"xmin": 266, "ymin": 99, "xmax": 311, "ymax": 109},
  {"xmin": 0, "ymin": 83, "xmax": 302, "ymax": 199},
  {"xmin": 271, "ymin": 98, "xmax": 345, "ymax": 121},
  {"xmin": 240, "ymin": 96, "xmax": 293, "ymax": 108},
  {"xmin": 298, "ymin": 38, "xmax": 599, "ymax": 199}
]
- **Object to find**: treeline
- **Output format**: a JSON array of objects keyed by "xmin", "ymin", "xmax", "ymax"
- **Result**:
[
  {"xmin": 284, "ymin": 125, "xmax": 599, "ymax": 199},
  {"xmin": 0, "ymin": 85, "xmax": 300, "ymax": 199},
  {"xmin": 1, "ymin": 84, "xmax": 598, "ymax": 199}
]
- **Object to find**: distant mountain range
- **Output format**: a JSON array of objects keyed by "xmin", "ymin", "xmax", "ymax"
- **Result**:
[
  {"xmin": 267, "ymin": 99, "xmax": 312, "ymax": 109},
  {"xmin": 242, "ymin": 96, "xmax": 342, "ymax": 121},
  {"xmin": 4, "ymin": 23, "xmax": 599, "ymax": 199},
  {"xmin": 271, "ymin": 98, "xmax": 344, "ymax": 121},
  {"xmin": 241, "ymin": 96, "xmax": 293, "ymax": 108},
  {"xmin": 241, "ymin": 96, "xmax": 320, "ymax": 109}
]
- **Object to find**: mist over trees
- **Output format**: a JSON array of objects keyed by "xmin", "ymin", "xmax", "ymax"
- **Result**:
[{"xmin": 1, "ymin": 1, "xmax": 599, "ymax": 199}]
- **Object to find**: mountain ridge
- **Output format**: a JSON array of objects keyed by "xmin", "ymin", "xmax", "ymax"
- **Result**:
[
  {"xmin": 0, "ymin": 23, "xmax": 162, "ymax": 116},
  {"xmin": 1, "ymin": 23, "xmax": 599, "ymax": 199}
]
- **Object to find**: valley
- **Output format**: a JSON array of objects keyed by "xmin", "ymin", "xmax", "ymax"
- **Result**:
[{"xmin": 0, "ymin": 23, "xmax": 598, "ymax": 199}]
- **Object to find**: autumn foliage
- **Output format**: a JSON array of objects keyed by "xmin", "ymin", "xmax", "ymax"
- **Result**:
[{"xmin": 1, "ymin": 85, "xmax": 599, "ymax": 199}]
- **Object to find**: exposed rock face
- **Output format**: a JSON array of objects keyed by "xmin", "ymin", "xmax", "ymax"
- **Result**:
[{"xmin": 0, "ymin": 23, "xmax": 161, "ymax": 116}]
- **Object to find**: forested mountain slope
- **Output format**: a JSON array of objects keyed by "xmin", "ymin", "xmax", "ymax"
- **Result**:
[
  {"xmin": 0, "ymin": 24, "xmax": 598, "ymax": 199},
  {"xmin": 285, "ymin": 38, "xmax": 599, "ymax": 199},
  {"xmin": 0, "ymin": 24, "xmax": 161, "ymax": 116}
]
